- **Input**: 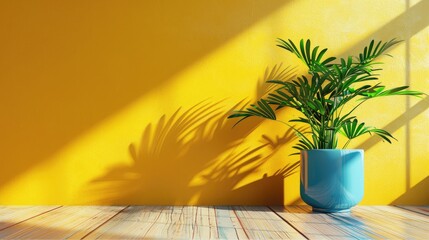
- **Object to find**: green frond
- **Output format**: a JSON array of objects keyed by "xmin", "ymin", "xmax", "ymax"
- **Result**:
[
  {"xmin": 360, "ymin": 85, "xmax": 424, "ymax": 99},
  {"xmin": 340, "ymin": 119, "xmax": 397, "ymax": 148},
  {"xmin": 229, "ymin": 37, "xmax": 425, "ymax": 150},
  {"xmin": 228, "ymin": 99, "xmax": 276, "ymax": 126}
]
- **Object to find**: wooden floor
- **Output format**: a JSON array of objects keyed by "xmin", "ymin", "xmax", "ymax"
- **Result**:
[{"xmin": 0, "ymin": 206, "xmax": 428, "ymax": 239}]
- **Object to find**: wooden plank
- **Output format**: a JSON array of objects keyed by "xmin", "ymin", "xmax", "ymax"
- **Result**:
[
  {"xmin": 276, "ymin": 205, "xmax": 422, "ymax": 239},
  {"xmin": 0, "ymin": 206, "xmax": 60, "ymax": 230},
  {"xmin": 87, "ymin": 206, "xmax": 221, "ymax": 239},
  {"xmin": 366, "ymin": 206, "xmax": 429, "ymax": 224},
  {"xmin": 233, "ymin": 206, "xmax": 305, "ymax": 239},
  {"xmin": 326, "ymin": 206, "xmax": 406, "ymax": 239},
  {"xmin": 143, "ymin": 206, "xmax": 199, "ymax": 239},
  {"xmin": 215, "ymin": 206, "xmax": 247, "ymax": 239},
  {"xmin": 0, "ymin": 206, "xmax": 427, "ymax": 239},
  {"xmin": 84, "ymin": 206, "xmax": 164, "ymax": 239},
  {"xmin": 193, "ymin": 206, "xmax": 219, "ymax": 240},
  {"xmin": 272, "ymin": 205, "xmax": 380, "ymax": 239},
  {"xmin": 350, "ymin": 206, "xmax": 429, "ymax": 239},
  {"xmin": 396, "ymin": 205, "xmax": 429, "ymax": 216},
  {"xmin": 145, "ymin": 206, "xmax": 223, "ymax": 239},
  {"xmin": 0, "ymin": 206, "xmax": 125, "ymax": 239}
]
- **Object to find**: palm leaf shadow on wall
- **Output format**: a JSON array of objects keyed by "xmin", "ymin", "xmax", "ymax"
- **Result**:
[{"xmin": 87, "ymin": 65, "xmax": 300, "ymax": 205}]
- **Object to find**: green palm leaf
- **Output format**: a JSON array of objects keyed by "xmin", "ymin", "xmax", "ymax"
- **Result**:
[
  {"xmin": 360, "ymin": 85, "xmax": 424, "ymax": 99},
  {"xmin": 341, "ymin": 119, "xmax": 397, "ymax": 148},
  {"xmin": 228, "ymin": 38, "xmax": 425, "ymax": 151},
  {"xmin": 228, "ymin": 99, "xmax": 276, "ymax": 126}
]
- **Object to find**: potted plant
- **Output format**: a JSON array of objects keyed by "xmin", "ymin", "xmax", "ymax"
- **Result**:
[{"xmin": 228, "ymin": 38, "xmax": 424, "ymax": 212}]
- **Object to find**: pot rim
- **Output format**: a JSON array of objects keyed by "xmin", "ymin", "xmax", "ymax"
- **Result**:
[{"xmin": 301, "ymin": 149, "xmax": 364, "ymax": 152}]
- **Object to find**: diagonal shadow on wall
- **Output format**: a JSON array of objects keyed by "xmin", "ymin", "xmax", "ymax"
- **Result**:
[
  {"xmin": 331, "ymin": 0, "xmax": 428, "ymax": 202},
  {"xmin": 0, "ymin": 0, "xmax": 292, "ymax": 189},
  {"xmin": 85, "ymin": 1, "xmax": 429, "ymax": 204},
  {"xmin": 1, "ymin": 1, "xmax": 427, "ymax": 204},
  {"xmin": 392, "ymin": 176, "xmax": 429, "ymax": 205},
  {"xmin": 336, "ymin": 0, "xmax": 429, "ymax": 58},
  {"xmin": 357, "ymin": 97, "xmax": 429, "ymax": 151}
]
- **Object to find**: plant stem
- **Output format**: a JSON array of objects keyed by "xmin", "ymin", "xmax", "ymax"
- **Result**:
[
  {"xmin": 348, "ymin": 99, "xmax": 368, "ymax": 116},
  {"xmin": 343, "ymin": 139, "xmax": 351, "ymax": 149},
  {"xmin": 274, "ymin": 119, "xmax": 314, "ymax": 149}
]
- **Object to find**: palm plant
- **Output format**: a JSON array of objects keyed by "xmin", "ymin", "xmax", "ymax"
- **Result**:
[{"xmin": 229, "ymin": 38, "xmax": 424, "ymax": 153}]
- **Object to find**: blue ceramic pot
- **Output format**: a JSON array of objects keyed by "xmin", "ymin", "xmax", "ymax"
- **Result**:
[{"xmin": 300, "ymin": 149, "xmax": 364, "ymax": 213}]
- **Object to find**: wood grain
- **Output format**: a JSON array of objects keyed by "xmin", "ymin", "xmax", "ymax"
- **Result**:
[
  {"xmin": 0, "ymin": 206, "xmax": 60, "ymax": 231},
  {"xmin": 0, "ymin": 206, "xmax": 125, "ymax": 239},
  {"xmin": 234, "ymin": 206, "xmax": 305, "ymax": 239},
  {"xmin": 0, "ymin": 205, "xmax": 427, "ymax": 239},
  {"xmin": 396, "ymin": 205, "xmax": 429, "ymax": 216},
  {"xmin": 84, "ymin": 206, "xmax": 164, "ymax": 239},
  {"xmin": 350, "ymin": 206, "xmax": 429, "ymax": 239},
  {"xmin": 215, "ymin": 206, "xmax": 247, "ymax": 239},
  {"xmin": 272, "ymin": 205, "xmax": 377, "ymax": 239}
]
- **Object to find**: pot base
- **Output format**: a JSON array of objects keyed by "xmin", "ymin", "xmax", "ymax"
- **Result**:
[{"xmin": 312, "ymin": 207, "xmax": 351, "ymax": 213}]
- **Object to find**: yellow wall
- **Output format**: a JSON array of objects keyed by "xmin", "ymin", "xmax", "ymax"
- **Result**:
[{"xmin": 0, "ymin": 0, "xmax": 428, "ymax": 205}]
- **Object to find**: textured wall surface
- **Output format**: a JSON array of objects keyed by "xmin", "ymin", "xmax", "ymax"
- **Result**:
[{"xmin": 0, "ymin": 0, "xmax": 428, "ymax": 205}]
